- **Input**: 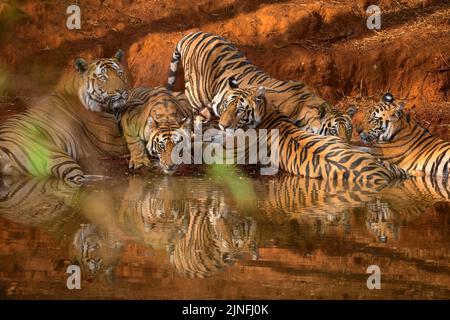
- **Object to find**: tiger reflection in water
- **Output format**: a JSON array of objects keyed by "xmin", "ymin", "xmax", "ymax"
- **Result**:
[
  {"xmin": 254, "ymin": 175, "xmax": 450, "ymax": 242},
  {"xmin": 69, "ymin": 224, "xmax": 123, "ymax": 283},
  {"xmin": 117, "ymin": 177, "xmax": 258, "ymax": 278},
  {"xmin": 0, "ymin": 178, "xmax": 123, "ymax": 282},
  {"xmin": 254, "ymin": 175, "xmax": 383, "ymax": 236},
  {"xmin": 365, "ymin": 176, "xmax": 450, "ymax": 243},
  {"xmin": 365, "ymin": 199, "xmax": 397, "ymax": 243}
]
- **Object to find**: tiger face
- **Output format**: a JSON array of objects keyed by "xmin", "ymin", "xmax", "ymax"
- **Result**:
[
  {"xmin": 358, "ymin": 93, "xmax": 406, "ymax": 144},
  {"xmin": 71, "ymin": 224, "xmax": 122, "ymax": 282},
  {"xmin": 318, "ymin": 106, "xmax": 356, "ymax": 142},
  {"xmin": 146, "ymin": 118, "xmax": 191, "ymax": 174},
  {"xmin": 75, "ymin": 49, "xmax": 128, "ymax": 113},
  {"xmin": 212, "ymin": 78, "xmax": 266, "ymax": 132}
]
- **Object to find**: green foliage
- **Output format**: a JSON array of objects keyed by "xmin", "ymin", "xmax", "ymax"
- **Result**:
[
  {"xmin": 0, "ymin": 69, "xmax": 8, "ymax": 96},
  {"xmin": 208, "ymin": 164, "xmax": 256, "ymax": 207},
  {"xmin": 0, "ymin": 2, "xmax": 27, "ymax": 42}
]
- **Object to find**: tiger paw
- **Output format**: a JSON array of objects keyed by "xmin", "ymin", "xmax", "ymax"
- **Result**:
[
  {"xmin": 194, "ymin": 107, "xmax": 212, "ymax": 129},
  {"xmin": 199, "ymin": 107, "xmax": 212, "ymax": 122},
  {"xmin": 129, "ymin": 154, "xmax": 151, "ymax": 169}
]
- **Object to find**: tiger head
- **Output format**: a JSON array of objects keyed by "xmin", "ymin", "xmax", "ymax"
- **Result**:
[
  {"xmin": 168, "ymin": 209, "xmax": 258, "ymax": 278},
  {"xmin": 145, "ymin": 117, "xmax": 191, "ymax": 174},
  {"xmin": 74, "ymin": 49, "xmax": 128, "ymax": 113},
  {"xmin": 70, "ymin": 224, "xmax": 123, "ymax": 282},
  {"xmin": 366, "ymin": 199, "xmax": 397, "ymax": 243},
  {"xmin": 211, "ymin": 77, "xmax": 266, "ymax": 132},
  {"xmin": 357, "ymin": 93, "xmax": 407, "ymax": 144},
  {"xmin": 317, "ymin": 106, "xmax": 356, "ymax": 142},
  {"xmin": 141, "ymin": 198, "xmax": 189, "ymax": 248}
]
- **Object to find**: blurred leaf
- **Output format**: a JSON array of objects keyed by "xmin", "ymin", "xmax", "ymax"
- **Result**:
[
  {"xmin": 0, "ymin": 69, "xmax": 9, "ymax": 96},
  {"xmin": 0, "ymin": 2, "xmax": 28, "ymax": 43},
  {"xmin": 208, "ymin": 164, "xmax": 256, "ymax": 207}
]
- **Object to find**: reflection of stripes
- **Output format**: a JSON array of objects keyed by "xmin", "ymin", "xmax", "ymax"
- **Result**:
[{"xmin": 170, "ymin": 210, "xmax": 257, "ymax": 278}]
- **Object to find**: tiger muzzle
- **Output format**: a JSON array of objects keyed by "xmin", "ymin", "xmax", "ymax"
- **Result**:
[
  {"xmin": 109, "ymin": 90, "xmax": 129, "ymax": 113},
  {"xmin": 160, "ymin": 142, "xmax": 177, "ymax": 174}
]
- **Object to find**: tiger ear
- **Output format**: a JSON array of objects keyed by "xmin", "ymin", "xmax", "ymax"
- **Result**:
[
  {"xmin": 113, "ymin": 49, "xmax": 124, "ymax": 62},
  {"xmin": 255, "ymin": 86, "xmax": 266, "ymax": 102},
  {"xmin": 147, "ymin": 116, "xmax": 159, "ymax": 129},
  {"xmin": 393, "ymin": 102, "xmax": 404, "ymax": 120},
  {"xmin": 346, "ymin": 105, "xmax": 357, "ymax": 118},
  {"xmin": 228, "ymin": 77, "xmax": 239, "ymax": 89},
  {"xmin": 75, "ymin": 58, "xmax": 88, "ymax": 73}
]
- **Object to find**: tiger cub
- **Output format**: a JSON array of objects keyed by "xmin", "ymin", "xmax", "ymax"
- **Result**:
[
  {"xmin": 358, "ymin": 93, "xmax": 450, "ymax": 180},
  {"xmin": 119, "ymin": 87, "xmax": 193, "ymax": 174}
]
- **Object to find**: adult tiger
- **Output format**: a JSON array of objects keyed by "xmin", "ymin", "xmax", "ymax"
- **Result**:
[
  {"xmin": 166, "ymin": 31, "xmax": 355, "ymax": 141},
  {"xmin": 0, "ymin": 50, "xmax": 129, "ymax": 183},
  {"xmin": 118, "ymin": 87, "xmax": 193, "ymax": 173},
  {"xmin": 213, "ymin": 85, "xmax": 408, "ymax": 184},
  {"xmin": 358, "ymin": 93, "xmax": 450, "ymax": 180}
]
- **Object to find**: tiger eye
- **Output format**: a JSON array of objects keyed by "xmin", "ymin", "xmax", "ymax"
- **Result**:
[{"xmin": 382, "ymin": 92, "xmax": 394, "ymax": 104}]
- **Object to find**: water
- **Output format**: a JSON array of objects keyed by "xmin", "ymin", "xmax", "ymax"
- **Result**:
[{"xmin": 1, "ymin": 161, "xmax": 450, "ymax": 300}]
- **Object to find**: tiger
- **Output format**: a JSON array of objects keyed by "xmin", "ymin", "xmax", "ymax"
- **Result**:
[
  {"xmin": 212, "ymin": 85, "xmax": 409, "ymax": 184},
  {"xmin": 0, "ymin": 50, "xmax": 129, "ymax": 183},
  {"xmin": 118, "ymin": 87, "xmax": 193, "ymax": 173},
  {"xmin": 357, "ymin": 93, "xmax": 450, "ymax": 180},
  {"xmin": 166, "ymin": 31, "xmax": 355, "ymax": 141}
]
